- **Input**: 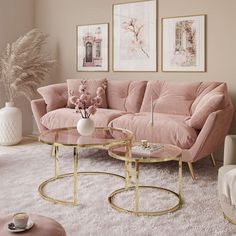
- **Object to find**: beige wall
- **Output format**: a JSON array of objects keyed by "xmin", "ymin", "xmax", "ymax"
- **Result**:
[
  {"xmin": 34, "ymin": 0, "xmax": 236, "ymax": 162},
  {"xmin": 35, "ymin": 0, "xmax": 236, "ymax": 135},
  {"xmin": 2, "ymin": 0, "xmax": 235, "ymax": 141},
  {"xmin": 0, "ymin": 0, "xmax": 34, "ymax": 135}
]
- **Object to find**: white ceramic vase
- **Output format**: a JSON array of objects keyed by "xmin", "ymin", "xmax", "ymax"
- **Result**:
[
  {"xmin": 0, "ymin": 102, "xmax": 22, "ymax": 145},
  {"xmin": 77, "ymin": 117, "xmax": 95, "ymax": 136}
]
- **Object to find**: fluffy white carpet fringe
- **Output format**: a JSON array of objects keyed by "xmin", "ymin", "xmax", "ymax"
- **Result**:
[{"xmin": 0, "ymin": 138, "xmax": 235, "ymax": 236}]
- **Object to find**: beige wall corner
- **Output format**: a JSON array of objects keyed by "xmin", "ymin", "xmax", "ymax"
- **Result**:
[{"xmin": 0, "ymin": 0, "xmax": 34, "ymax": 135}]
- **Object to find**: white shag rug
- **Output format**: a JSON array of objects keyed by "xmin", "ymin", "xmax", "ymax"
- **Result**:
[{"xmin": 0, "ymin": 138, "xmax": 235, "ymax": 236}]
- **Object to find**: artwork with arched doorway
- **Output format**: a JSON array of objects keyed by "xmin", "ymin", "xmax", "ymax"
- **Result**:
[
  {"xmin": 77, "ymin": 23, "xmax": 109, "ymax": 71},
  {"xmin": 162, "ymin": 15, "xmax": 206, "ymax": 72}
]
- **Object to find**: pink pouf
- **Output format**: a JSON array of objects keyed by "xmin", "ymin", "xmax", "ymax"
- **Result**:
[{"xmin": 0, "ymin": 214, "xmax": 66, "ymax": 236}]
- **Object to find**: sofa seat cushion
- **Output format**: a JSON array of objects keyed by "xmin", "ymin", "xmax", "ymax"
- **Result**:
[
  {"xmin": 109, "ymin": 112, "xmax": 198, "ymax": 149},
  {"xmin": 41, "ymin": 108, "xmax": 127, "ymax": 130}
]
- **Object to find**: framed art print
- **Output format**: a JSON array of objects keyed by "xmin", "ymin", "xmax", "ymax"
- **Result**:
[
  {"xmin": 162, "ymin": 15, "xmax": 206, "ymax": 72},
  {"xmin": 77, "ymin": 23, "xmax": 109, "ymax": 71},
  {"xmin": 113, "ymin": 0, "xmax": 157, "ymax": 71}
]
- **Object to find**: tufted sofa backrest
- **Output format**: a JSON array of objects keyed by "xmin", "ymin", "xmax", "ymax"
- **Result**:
[
  {"xmin": 38, "ymin": 80, "xmax": 231, "ymax": 122},
  {"xmin": 140, "ymin": 80, "xmax": 229, "ymax": 116},
  {"xmin": 140, "ymin": 81, "xmax": 200, "ymax": 115},
  {"xmin": 106, "ymin": 80, "xmax": 147, "ymax": 113}
]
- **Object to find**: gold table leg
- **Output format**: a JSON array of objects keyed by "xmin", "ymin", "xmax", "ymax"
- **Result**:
[
  {"xmin": 178, "ymin": 157, "xmax": 182, "ymax": 204},
  {"xmin": 125, "ymin": 140, "xmax": 133, "ymax": 189},
  {"xmin": 50, "ymin": 145, "xmax": 55, "ymax": 158},
  {"xmin": 54, "ymin": 145, "xmax": 59, "ymax": 177},
  {"xmin": 125, "ymin": 161, "xmax": 130, "ymax": 189},
  {"xmin": 73, "ymin": 147, "xmax": 79, "ymax": 205},
  {"xmin": 135, "ymin": 160, "xmax": 140, "ymax": 213}
]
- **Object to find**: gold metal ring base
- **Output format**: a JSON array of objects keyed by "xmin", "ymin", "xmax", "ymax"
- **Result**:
[
  {"xmin": 38, "ymin": 171, "xmax": 125, "ymax": 206},
  {"xmin": 108, "ymin": 186, "xmax": 182, "ymax": 216},
  {"xmin": 223, "ymin": 212, "xmax": 236, "ymax": 225}
]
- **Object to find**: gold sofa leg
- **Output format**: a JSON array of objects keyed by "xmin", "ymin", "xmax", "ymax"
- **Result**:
[
  {"xmin": 210, "ymin": 153, "xmax": 216, "ymax": 167},
  {"xmin": 188, "ymin": 162, "xmax": 196, "ymax": 181}
]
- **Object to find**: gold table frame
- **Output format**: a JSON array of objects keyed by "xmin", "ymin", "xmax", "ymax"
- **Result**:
[
  {"xmin": 38, "ymin": 127, "xmax": 133, "ymax": 206},
  {"xmin": 108, "ymin": 144, "xmax": 182, "ymax": 216}
]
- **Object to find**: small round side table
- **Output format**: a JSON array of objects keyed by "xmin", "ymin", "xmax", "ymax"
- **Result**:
[
  {"xmin": 0, "ymin": 214, "xmax": 66, "ymax": 236},
  {"xmin": 108, "ymin": 142, "xmax": 182, "ymax": 216}
]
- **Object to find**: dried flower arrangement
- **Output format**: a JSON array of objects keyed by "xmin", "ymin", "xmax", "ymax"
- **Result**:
[
  {"xmin": 68, "ymin": 80, "xmax": 106, "ymax": 118},
  {"xmin": 0, "ymin": 28, "xmax": 55, "ymax": 102}
]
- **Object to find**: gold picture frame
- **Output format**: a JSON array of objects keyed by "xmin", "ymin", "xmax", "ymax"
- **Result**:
[
  {"xmin": 76, "ymin": 23, "xmax": 109, "ymax": 72},
  {"xmin": 162, "ymin": 14, "xmax": 206, "ymax": 72},
  {"xmin": 113, "ymin": 0, "xmax": 157, "ymax": 72}
]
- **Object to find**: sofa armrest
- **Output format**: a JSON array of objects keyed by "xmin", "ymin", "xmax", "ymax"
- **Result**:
[
  {"xmin": 182, "ymin": 106, "xmax": 234, "ymax": 162},
  {"xmin": 223, "ymin": 135, "xmax": 236, "ymax": 165},
  {"xmin": 31, "ymin": 98, "xmax": 48, "ymax": 133}
]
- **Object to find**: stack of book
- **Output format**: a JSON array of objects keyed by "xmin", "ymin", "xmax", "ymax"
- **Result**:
[{"xmin": 132, "ymin": 143, "xmax": 163, "ymax": 157}]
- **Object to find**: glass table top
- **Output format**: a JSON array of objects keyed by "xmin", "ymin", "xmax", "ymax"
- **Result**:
[
  {"xmin": 109, "ymin": 142, "xmax": 182, "ymax": 163},
  {"xmin": 39, "ymin": 127, "xmax": 133, "ymax": 147}
]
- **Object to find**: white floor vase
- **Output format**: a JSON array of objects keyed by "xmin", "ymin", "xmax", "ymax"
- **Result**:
[{"xmin": 0, "ymin": 102, "xmax": 22, "ymax": 145}]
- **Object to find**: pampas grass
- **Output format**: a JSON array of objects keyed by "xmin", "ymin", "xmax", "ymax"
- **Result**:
[{"xmin": 0, "ymin": 28, "xmax": 55, "ymax": 101}]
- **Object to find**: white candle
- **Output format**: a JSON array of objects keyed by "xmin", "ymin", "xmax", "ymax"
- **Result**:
[{"xmin": 151, "ymin": 96, "xmax": 154, "ymax": 126}]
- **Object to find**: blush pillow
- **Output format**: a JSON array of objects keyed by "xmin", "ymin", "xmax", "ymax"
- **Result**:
[
  {"xmin": 186, "ymin": 92, "xmax": 224, "ymax": 129},
  {"xmin": 37, "ymin": 83, "xmax": 68, "ymax": 112},
  {"xmin": 67, "ymin": 79, "xmax": 107, "ymax": 108}
]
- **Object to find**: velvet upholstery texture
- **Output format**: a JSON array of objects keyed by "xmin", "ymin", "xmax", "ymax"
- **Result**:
[
  {"xmin": 31, "ymin": 99, "xmax": 48, "ymax": 132},
  {"xmin": 107, "ymin": 80, "xmax": 147, "ymax": 112},
  {"xmin": 110, "ymin": 112, "xmax": 197, "ymax": 149},
  {"xmin": 186, "ymin": 92, "xmax": 224, "ymax": 129},
  {"xmin": 190, "ymin": 81, "xmax": 223, "ymax": 113},
  {"xmin": 37, "ymin": 83, "xmax": 68, "ymax": 112},
  {"xmin": 41, "ymin": 108, "xmax": 127, "ymax": 130},
  {"xmin": 67, "ymin": 78, "xmax": 107, "ymax": 108},
  {"xmin": 32, "ymin": 79, "xmax": 234, "ymax": 163},
  {"xmin": 140, "ymin": 81, "xmax": 200, "ymax": 115}
]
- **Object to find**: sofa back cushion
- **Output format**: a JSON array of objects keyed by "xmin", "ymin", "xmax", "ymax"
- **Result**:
[
  {"xmin": 140, "ymin": 81, "xmax": 200, "ymax": 116},
  {"xmin": 190, "ymin": 82, "xmax": 228, "ymax": 113},
  {"xmin": 107, "ymin": 80, "xmax": 147, "ymax": 112},
  {"xmin": 67, "ymin": 78, "xmax": 108, "ymax": 108},
  {"xmin": 38, "ymin": 83, "xmax": 68, "ymax": 112},
  {"xmin": 186, "ymin": 83, "xmax": 228, "ymax": 129}
]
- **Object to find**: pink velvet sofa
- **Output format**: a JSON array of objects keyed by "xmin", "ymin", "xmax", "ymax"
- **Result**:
[{"xmin": 31, "ymin": 79, "xmax": 234, "ymax": 178}]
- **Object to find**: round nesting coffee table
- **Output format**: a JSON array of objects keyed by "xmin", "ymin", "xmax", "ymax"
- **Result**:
[
  {"xmin": 38, "ymin": 127, "xmax": 133, "ymax": 206},
  {"xmin": 108, "ymin": 142, "xmax": 182, "ymax": 216}
]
